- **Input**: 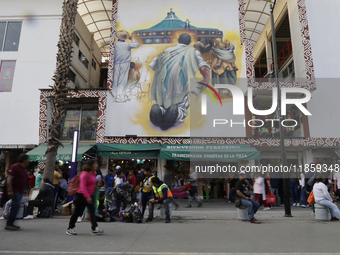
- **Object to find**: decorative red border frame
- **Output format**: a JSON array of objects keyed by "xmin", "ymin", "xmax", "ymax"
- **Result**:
[
  {"xmin": 103, "ymin": 137, "xmax": 340, "ymax": 147},
  {"xmin": 39, "ymin": 89, "xmax": 107, "ymax": 144},
  {"xmin": 244, "ymin": 0, "xmax": 316, "ymax": 90},
  {"xmin": 89, "ymin": 0, "xmax": 333, "ymax": 147}
]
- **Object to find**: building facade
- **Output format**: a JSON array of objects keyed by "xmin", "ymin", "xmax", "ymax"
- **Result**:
[
  {"xmin": 1, "ymin": 0, "xmax": 339, "ymax": 178},
  {"xmin": 0, "ymin": 0, "xmax": 102, "ymax": 171}
]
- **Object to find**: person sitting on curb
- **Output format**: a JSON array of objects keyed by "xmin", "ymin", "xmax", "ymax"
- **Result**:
[
  {"xmin": 95, "ymin": 192, "xmax": 111, "ymax": 222},
  {"xmin": 314, "ymin": 175, "xmax": 340, "ymax": 221},
  {"xmin": 146, "ymin": 177, "xmax": 173, "ymax": 223},
  {"xmin": 24, "ymin": 178, "xmax": 54, "ymax": 220},
  {"xmin": 235, "ymin": 171, "xmax": 261, "ymax": 224}
]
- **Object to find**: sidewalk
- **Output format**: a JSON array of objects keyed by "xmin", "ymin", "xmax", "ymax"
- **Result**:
[
  {"xmin": 0, "ymin": 198, "xmax": 321, "ymax": 222},
  {"xmin": 149, "ymin": 198, "xmax": 318, "ymax": 222}
]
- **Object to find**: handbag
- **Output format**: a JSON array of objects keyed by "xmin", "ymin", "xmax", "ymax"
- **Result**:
[
  {"xmin": 235, "ymin": 198, "xmax": 241, "ymax": 208},
  {"xmin": 307, "ymin": 190, "xmax": 315, "ymax": 204},
  {"xmin": 186, "ymin": 183, "xmax": 191, "ymax": 191},
  {"xmin": 265, "ymin": 191, "xmax": 276, "ymax": 205}
]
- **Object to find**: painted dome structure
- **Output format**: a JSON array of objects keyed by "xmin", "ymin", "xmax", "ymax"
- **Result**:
[{"xmin": 133, "ymin": 9, "xmax": 223, "ymax": 44}]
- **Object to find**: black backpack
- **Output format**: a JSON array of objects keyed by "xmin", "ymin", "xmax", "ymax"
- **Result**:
[{"xmin": 131, "ymin": 204, "xmax": 142, "ymax": 223}]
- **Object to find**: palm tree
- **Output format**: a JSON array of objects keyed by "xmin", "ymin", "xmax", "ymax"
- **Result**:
[{"xmin": 44, "ymin": 0, "xmax": 79, "ymax": 181}]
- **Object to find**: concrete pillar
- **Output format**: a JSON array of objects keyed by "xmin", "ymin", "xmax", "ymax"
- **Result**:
[
  {"xmin": 157, "ymin": 158, "xmax": 166, "ymax": 180},
  {"xmin": 100, "ymin": 156, "xmax": 109, "ymax": 176},
  {"xmin": 303, "ymin": 149, "xmax": 314, "ymax": 169},
  {"xmin": 265, "ymin": 37, "xmax": 273, "ymax": 73}
]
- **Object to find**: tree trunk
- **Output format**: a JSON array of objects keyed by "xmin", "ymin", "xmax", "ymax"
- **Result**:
[
  {"xmin": 44, "ymin": 148, "xmax": 58, "ymax": 182},
  {"xmin": 44, "ymin": 0, "xmax": 79, "ymax": 180}
]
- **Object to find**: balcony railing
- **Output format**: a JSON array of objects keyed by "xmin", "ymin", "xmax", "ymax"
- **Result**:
[{"xmin": 270, "ymin": 38, "xmax": 292, "ymax": 71}]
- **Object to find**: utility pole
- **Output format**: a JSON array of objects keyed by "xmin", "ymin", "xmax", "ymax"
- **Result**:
[{"xmin": 269, "ymin": 0, "xmax": 292, "ymax": 217}]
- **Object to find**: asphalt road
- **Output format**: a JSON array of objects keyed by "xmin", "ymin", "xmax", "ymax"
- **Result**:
[{"xmin": 0, "ymin": 200, "xmax": 339, "ymax": 255}]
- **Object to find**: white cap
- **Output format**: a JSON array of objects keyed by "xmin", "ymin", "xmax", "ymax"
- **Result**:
[
  {"xmin": 116, "ymin": 165, "xmax": 121, "ymax": 170},
  {"xmin": 239, "ymin": 171, "xmax": 246, "ymax": 175}
]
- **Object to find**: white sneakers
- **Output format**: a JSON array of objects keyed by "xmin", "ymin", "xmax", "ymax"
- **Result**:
[
  {"xmin": 292, "ymin": 203, "xmax": 297, "ymax": 206},
  {"xmin": 263, "ymin": 207, "xmax": 271, "ymax": 211},
  {"xmin": 77, "ymin": 217, "xmax": 82, "ymax": 223},
  {"xmin": 297, "ymin": 203, "xmax": 300, "ymax": 207},
  {"xmin": 301, "ymin": 205, "xmax": 307, "ymax": 208},
  {"xmin": 91, "ymin": 227, "xmax": 104, "ymax": 235},
  {"xmin": 23, "ymin": 215, "xmax": 34, "ymax": 220},
  {"xmin": 66, "ymin": 228, "xmax": 77, "ymax": 235}
]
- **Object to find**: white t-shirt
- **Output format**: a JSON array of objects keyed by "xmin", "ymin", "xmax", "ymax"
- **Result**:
[
  {"xmin": 334, "ymin": 172, "xmax": 340, "ymax": 189},
  {"xmin": 254, "ymin": 177, "xmax": 263, "ymax": 194},
  {"xmin": 115, "ymin": 177, "xmax": 123, "ymax": 187},
  {"xmin": 313, "ymin": 182, "xmax": 332, "ymax": 202},
  {"xmin": 299, "ymin": 173, "xmax": 305, "ymax": 187}
]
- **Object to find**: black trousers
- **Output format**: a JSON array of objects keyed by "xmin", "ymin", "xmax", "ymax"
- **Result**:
[
  {"xmin": 27, "ymin": 200, "xmax": 53, "ymax": 215},
  {"xmin": 69, "ymin": 193, "xmax": 98, "ymax": 231},
  {"xmin": 141, "ymin": 191, "xmax": 152, "ymax": 217},
  {"xmin": 111, "ymin": 198, "xmax": 127, "ymax": 218}
]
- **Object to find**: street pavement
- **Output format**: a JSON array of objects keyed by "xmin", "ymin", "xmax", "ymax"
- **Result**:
[{"xmin": 0, "ymin": 199, "xmax": 339, "ymax": 255}]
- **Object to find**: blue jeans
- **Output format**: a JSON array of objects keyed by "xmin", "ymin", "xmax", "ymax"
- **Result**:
[
  {"xmin": 229, "ymin": 189, "xmax": 236, "ymax": 202},
  {"xmin": 271, "ymin": 188, "xmax": 280, "ymax": 206},
  {"xmin": 300, "ymin": 187, "xmax": 307, "ymax": 206},
  {"xmin": 7, "ymin": 192, "xmax": 22, "ymax": 226},
  {"xmin": 241, "ymin": 198, "xmax": 260, "ymax": 221},
  {"xmin": 315, "ymin": 199, "xmax": 340, "ymax": 218},
  {"xmin": 105, "ymin": 187, "xmax": 113, "ymax": 197},
  {"xmin": 289, "ymin": 182, "xmax": 299, "ymax": 204}
]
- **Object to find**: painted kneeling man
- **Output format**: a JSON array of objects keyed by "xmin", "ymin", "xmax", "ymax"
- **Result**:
[{"xmin": 149, "ymin": 33, "xmax": 210, "ymax": 130}]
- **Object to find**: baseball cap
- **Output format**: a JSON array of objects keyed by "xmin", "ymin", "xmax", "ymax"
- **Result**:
[
  {"xmin": 239, "ymin": 171, "xmax": 246, "ymax": 175},
  {"xmin": 116, "ymin": 165, "xmax": 121, "ymax": 170}
]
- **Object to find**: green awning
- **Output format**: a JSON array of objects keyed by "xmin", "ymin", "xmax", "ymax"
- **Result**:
[
  {"xmin": 98, "ymin": 151, "xmax": 159, "ymax": 158},
  {"xmin": 160, "ymin": 146, "xmax": 260, "ymax": 161},
  {"xmin": 96, "ymin": 144, "xmax": 162, "ymax": 152},
  {"xmin": 27, "ymin": 143, "xmax": 95, "ymax": 162},
  {"xmin": 96, "ymin": 143, "xmax": 259, "ymax": 161}
]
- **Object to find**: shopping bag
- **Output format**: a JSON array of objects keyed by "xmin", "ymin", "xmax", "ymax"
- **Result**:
[
  {"xmin": 307, "ymin": 190, "xmax": 315, "ymax": 204},
  {"xmin": 265, "ymin": 193, "xmax": 277, "ymax": 205}
]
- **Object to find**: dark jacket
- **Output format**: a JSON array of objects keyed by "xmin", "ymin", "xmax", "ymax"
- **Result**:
[
  {"xmin": 151, "ymin": 181, "xmax": 170, "ymax": 203},
  {"xmin": 36, "ymin": 183, "xmax": 55, "ymax": 204},
  {"xmin": 163, "ymin": 171, "xmax": 173, "ymax": 190},
  {"xmin": 107, "ymin": 182, "xmax": 133, "ymax": 203}
]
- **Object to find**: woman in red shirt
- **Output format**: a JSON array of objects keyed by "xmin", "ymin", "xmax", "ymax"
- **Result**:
[
  {"xmin": 127, "ymin": 170, "xmax": 137, "ymax": 200},
  {"xmin": 66, "ymin": 160, "xmax": 104, "ymax": 236},
  {"xmin": 28, "ymin": 171, "xmax": 36, "ymax": 189}
]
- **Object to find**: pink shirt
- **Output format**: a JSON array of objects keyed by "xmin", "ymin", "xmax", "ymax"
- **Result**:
[{"xmin": 77, "ymin": 171, "xmax": 97, "ymax": 199}]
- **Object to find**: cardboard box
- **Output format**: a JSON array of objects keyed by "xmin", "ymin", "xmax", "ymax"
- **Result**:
[{"xmin": 62, "ymin": 201, "xmax": 73, "ymax": 216}]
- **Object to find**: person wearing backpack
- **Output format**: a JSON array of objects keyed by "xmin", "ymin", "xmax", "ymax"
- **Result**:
[{"xmin": 66, "ymin": 160, "xmax": 104, "ymax": 236}]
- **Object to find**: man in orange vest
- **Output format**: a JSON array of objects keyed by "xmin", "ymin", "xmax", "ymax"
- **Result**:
[{"xmin": 147, "ymin": 177, "xmax": 173, "ymax": 223}]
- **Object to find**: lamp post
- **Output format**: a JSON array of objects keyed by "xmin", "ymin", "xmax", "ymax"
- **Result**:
[
  {"xmin": 269, "ymin": 0, "xmax": 292, "ymax": 217},
  {"xmin": 68, "ymin": 130, "xmax": 79, "ymax": 202}
]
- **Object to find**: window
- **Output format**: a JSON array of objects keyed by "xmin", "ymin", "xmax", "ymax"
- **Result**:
[
  {"xmin": 282, "ymin": 61, "xmax": 295, "ymax": 79},
  {"xmin": 73, "ymin": 32, "xmax": 79, "ymax": 47},
  {"xmin": 68, "ymin": 69, "xmax": 76, "ymax": 83},
  {"xmin": 78, "ymin": 50, "xmax": 89, "ymax": 69},
  {"xmin": 0, "ymin": 61, "xmax": 16, "ymax": 92},
  {"xmin": 60, "ymin": 105, "xmax": 98, "ymax": 141},
  {"xmin": 0, "ymin": 21, "xmax": 22, "ymax": 51},
  {"xmin": 91, "ymin": 59, "xmax": 96, "ymax": 70}
]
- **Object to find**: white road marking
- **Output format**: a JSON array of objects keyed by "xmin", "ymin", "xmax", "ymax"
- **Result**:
[{"xmin": 1, "ymin": 252, "xmax": 339, "ymax": 255}]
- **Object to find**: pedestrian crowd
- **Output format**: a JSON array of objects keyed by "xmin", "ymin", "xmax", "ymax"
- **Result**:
[{"xmin": 1, "ymin": 155, "xmax": 340, "ymax": 234}]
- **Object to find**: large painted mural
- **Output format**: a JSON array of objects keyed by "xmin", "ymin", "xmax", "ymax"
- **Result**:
[{"xmin": 106, "ymin": 0, "xmax": 246, "ymax": 137}]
